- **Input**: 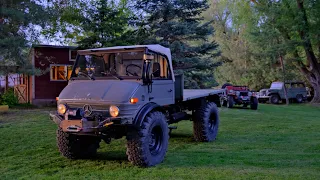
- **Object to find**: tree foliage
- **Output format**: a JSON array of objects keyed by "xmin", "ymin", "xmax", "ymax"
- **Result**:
[
  {"xmin": 206, "ymin": 0, "xmax": 320, "ymax": 102},
  {"xmin": 135, "ymin": 0, "xmax": 221, "ymax": 88},
  {"xmin": 205, "ymin": 0, "xmax": 304, "ymax": 91},
  {"xmin": 77, "ymin": 0, "xmax": 135, "ymax": 48},
  {"xmin": 43, "ymin": 0, "xmax": 135, "ymax": 47},
  {"xmin": 0, "ymin": 0, "xmax": 49, "ymax": 75}
]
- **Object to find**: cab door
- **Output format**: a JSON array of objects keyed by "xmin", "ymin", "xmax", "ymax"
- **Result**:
[
  {"xmin": 284, "ymin": 83, "xmax": 294, "ymax": 99},
  {"xmin": 148, "ymin": 55, "xmax": 174, "ymax": 106}
]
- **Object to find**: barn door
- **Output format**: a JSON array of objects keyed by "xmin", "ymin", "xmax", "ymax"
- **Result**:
[{"xmin": 14, "ymin": 84, "xmax": 28, "ymax": 103}]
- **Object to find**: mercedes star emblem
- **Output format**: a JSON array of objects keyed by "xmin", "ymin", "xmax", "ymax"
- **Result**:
[{"xmin": 83, "ymin": 104, "xmax": 93, "ymax": 117}]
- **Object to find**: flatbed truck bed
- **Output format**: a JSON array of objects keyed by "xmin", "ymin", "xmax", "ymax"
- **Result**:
[{"xmin": 183, "ymin": 89, "xmax": 225, "ymax": 101}]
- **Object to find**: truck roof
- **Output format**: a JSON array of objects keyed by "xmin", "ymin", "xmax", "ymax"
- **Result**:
[{"xmin": 78, "ymin": 44, "xmax": 175, "ymax": 81}]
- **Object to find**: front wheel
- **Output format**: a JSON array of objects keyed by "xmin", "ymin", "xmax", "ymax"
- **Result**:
[
  {"xmin": 227, "ymin": 96, "xmax": 234, "ymax": 108},
  {"xmin": 193, "ymin": 102, "xmax": 220, "ymax": 142},
  {"xmin": 250, "ymin": 97, "xmax": 258, "ymax": 110},
  {"xmin": 296, "ymin": 94, "xmax": 303, "ymax": 103},
  {"xmin": 57, "ymin": 128, "xmax": 100, "ymax": 159},
  {"xmin": 270, "ymin": 94, "xmax": 280, "ymax": 104},
  {"xmin": 126, "ymin": 111, "xmax": 169, "ymax": 167}
]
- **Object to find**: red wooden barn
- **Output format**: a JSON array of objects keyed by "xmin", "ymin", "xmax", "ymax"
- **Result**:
[{"xmin": 28, "ymin": 44, "xmax": 77, "ymax": 106}]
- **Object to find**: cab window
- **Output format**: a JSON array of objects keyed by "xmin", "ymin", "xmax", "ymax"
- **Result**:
[
  {"xmin": 152, "ymin": 54, "xmax": 171, "ymax": 79},
  {"xmin": 285, "ymin": 83, "xmax": 291, "ymax": 89},
  {"xmin": 292, "ymin": 83, "xmax": 305, "ymax": 88}
]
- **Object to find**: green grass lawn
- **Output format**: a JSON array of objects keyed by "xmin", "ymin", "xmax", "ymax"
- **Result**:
[{"xmin": 0, "ymin": 104, "xmax": 320, "ymax": 180}]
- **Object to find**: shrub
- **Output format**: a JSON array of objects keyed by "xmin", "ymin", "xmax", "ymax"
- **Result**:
[{"xmin": 1, "ymin": 89, "xmax": 19, "ymax": 107}]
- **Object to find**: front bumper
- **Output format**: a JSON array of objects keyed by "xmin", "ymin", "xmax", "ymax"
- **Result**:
[
  {"xmin": 49, "ymin": 112, "xmax": 131, "ymax": 133},
  {"xmin": 235, "ymin": 96, "xmax": 251, "ymax": 103},
  {"xmin": 257, "ymin": 95, "xmax": 270, "ymax": 100}
]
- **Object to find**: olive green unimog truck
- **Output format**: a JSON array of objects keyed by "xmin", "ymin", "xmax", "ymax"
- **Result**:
[{"xmin": 50, "ymin": 45, "xmax": 223, "ymax": 167}]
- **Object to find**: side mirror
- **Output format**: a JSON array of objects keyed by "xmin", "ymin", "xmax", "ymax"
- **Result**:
[{"xmin": 142, "ymin": 60, "xmax": 153, "ymax": 85}]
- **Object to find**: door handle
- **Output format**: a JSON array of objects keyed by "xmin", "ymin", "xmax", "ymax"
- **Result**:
[{"xmin": 168, "ymin": 89, "xmax": 172, "ymax": 92}]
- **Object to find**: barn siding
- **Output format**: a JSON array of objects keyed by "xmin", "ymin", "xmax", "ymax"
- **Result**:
[{"xmin": 34, "ymin": 47, "xmax": 74, "ymax": 100}]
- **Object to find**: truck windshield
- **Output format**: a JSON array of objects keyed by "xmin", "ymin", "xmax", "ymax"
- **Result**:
[
  {"xmin": 270, "ymin": 82, "xmax": 283, "ymax": 89},
  {"xmin": 71, "ymin": 52, "xmax": 143, "ymax": 80}
]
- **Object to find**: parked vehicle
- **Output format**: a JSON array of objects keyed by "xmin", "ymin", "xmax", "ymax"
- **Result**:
[
  {"xmin": 50, "ymin": 45, "xmax": 223, "ymax": 167},
  {"xmin": 257, "ymin": 89, "xmax": 269, "ymax": 103},
  {"xmin": 257, "ymin": 81, "xmax": 308, "ymax": 104},
  {"xmin": 220, "ymin": 84, "xmax": 258, "ymax": 110}
]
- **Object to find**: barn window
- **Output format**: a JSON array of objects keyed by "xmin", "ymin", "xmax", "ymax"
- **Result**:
[
  {"xmin": 69, "ymin": 50, "xmax": 77, "ymax": 61},
  {"xmin": 50, "ymin": 65, "xmax": 72, "ymax": 81}
]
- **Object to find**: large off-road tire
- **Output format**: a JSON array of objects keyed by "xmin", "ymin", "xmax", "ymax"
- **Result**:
[
  {"xmin": 193, "ymin": 102, "xmax": 220, "ymax": 142},
  {"xmin": 126, "ymin": 111, "xmax": 169, "ymax": 167},
  {"xmin": 227, "ymin": 96, "xmax": 234, "ymax": 108},
  {"xmin": 250, "ymin": 97, "xmax": 258, "ymax": 110},
  {"xmin": 222, "ymin": 83, "xmax": 232, "ymax": 89},
  {"xmin": 57, "ymin": 128, "xmax": 100, "ymax": 159},
  {"xmin": 270, "ymin": 94, "xmax": 280, "ymax": 104},
  {"xmin": 296, "ymin": 94, "xmax": 303, "ymax": 103}
]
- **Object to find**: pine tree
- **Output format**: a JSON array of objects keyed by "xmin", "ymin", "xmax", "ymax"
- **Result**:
[
  {"xmin": 77, "ymin": 0, "xmax": 135, "ymax": 48},
  {"xmin": 0, "ymin": 0, "xmax": 48, "ymax": 75},
  {"xmin": 135, "ymin": 0, "xmax": 220, "ymax": 89}
]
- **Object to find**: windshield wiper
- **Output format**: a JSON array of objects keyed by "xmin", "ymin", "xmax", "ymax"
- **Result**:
[{"xmin": 77, "ymin": 72, "xmax": 95, "ymax": 80}]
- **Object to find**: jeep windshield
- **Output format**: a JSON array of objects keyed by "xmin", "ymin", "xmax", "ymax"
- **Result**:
[
  {"xmin": 270, "ymin": 82, "xmax": 283, "ymax": 89},
  {"xmin": 71, "ymin": 51, "xmax": 143, "ymax": 80}
]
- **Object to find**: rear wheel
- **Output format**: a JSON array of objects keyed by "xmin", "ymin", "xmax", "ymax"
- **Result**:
[
  {"xmin": 227, "ymin": 96, "xmax": 234, "ymax": 108},
  {"xmin": 57, "ymin": 128, "xmax": 100, "ymax": 159},
  {"xmin": 126, "ymin": 111, "xmax": 169, "ymax": 167},
  {"xmin": 296, "ymin": 94, "xmax": 303, "ymax": 103},
  {"xmin": 250, "ymin": 97, "xmax": 258, "ymax": 110},
  {"xmin": 270, "ymin": 94, "xmax": 280, "ymax": 104},
  {"xmin": 193, "ymin": 102, "xmax": 220, "ymax": 142}
]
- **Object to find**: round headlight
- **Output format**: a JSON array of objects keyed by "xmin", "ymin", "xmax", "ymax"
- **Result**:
[
  {"xmin": 236, "ymin": 91, "xmax": 240, "ymax": 96},
  {"xmin": 248, "ymin": 92, "xmax": 252, "ymax": 96},
  {"xmin": 109, "ymin": 105, "xmax": 119, "ymax": 117},
  {"xmin": 57, "ymin": 104, "xmax": 67, "ymax": 115}
]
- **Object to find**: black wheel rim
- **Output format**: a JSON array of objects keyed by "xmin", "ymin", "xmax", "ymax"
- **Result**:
[
  {"xmin": 297, "ymin": 96, "xmax": 302, "ymax": 102},
  {"xmin": 209, "ymin": 113, "xmax": 217, "ymax": 132},
  {"xmin": 272, "ymin": 96, "xmax": 278, "ymax": 103},
  {"xmin": 149, "ymin": 126, "xmax": 162, "ymax": 155}
]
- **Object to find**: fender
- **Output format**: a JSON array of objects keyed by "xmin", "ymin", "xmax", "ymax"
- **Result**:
[
  {"xmin": 268, "ymin": 92, "xmax": 280, "ymax": 97},
  {"xmin": 133, "ymin": 102, "xmax": 161, "ymax": 127}
]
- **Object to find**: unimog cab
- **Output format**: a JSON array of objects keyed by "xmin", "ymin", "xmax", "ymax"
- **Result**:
[{"xmin": 50, "ymin": 45, "xmax": 223, "ymax": 167}]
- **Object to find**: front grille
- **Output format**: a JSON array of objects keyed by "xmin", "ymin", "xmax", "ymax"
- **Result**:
[
  {"xmin": 260, "ymin": 90, "xmax": 267, "ymax": 96},
  {"xmin": 240, "ymin": 92, "xmax": 248, "ymax": 96},
  {"xmin": 64, "ymin": 103, "xmax": 141, "ymax": 119}
]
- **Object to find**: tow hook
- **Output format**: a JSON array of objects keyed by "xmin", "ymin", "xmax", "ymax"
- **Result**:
[
  {"xmin": 98, "ymin": 118, "xmax": 114, "ymax": 127},
  {"xmin": 104, "ymin": 122, "xmax": 114, "ymax": 127}
]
